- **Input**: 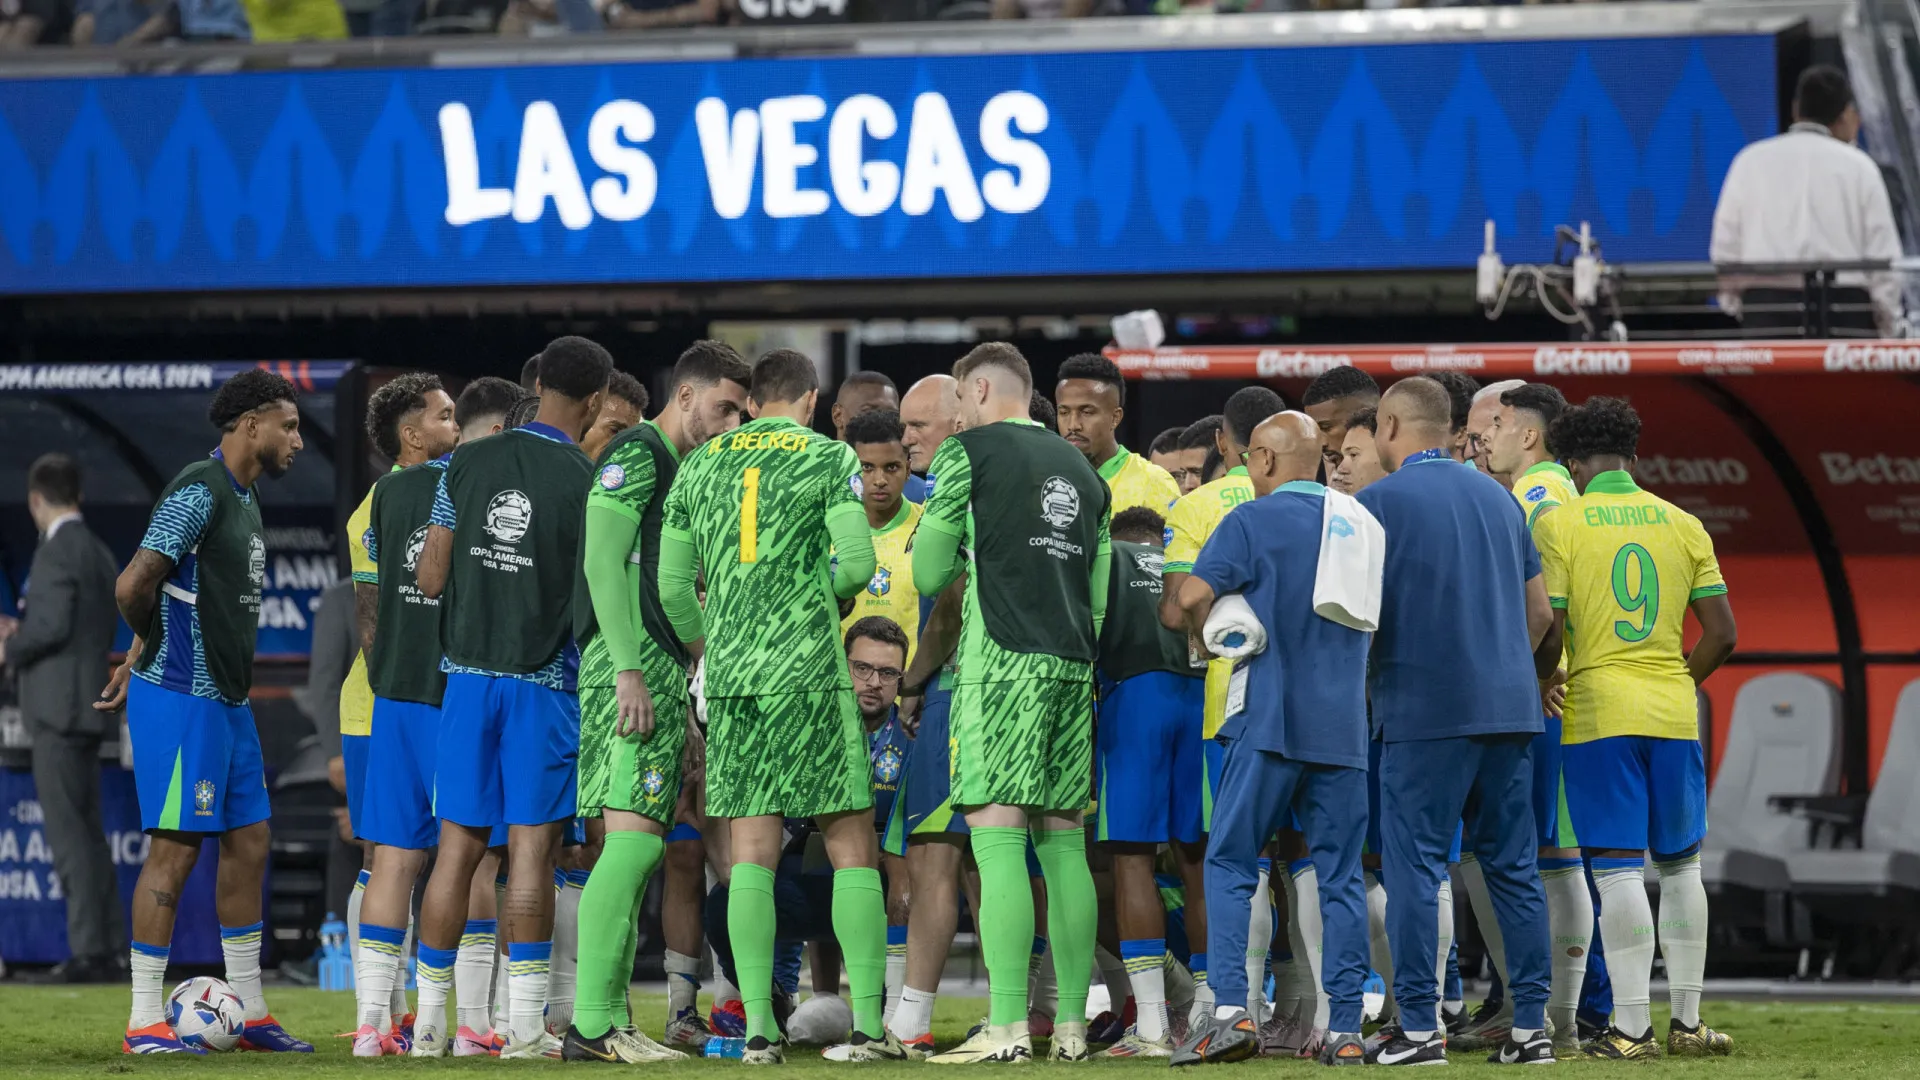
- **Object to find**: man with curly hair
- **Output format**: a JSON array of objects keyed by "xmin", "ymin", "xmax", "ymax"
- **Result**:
[
  {"xmin": 1533, "ymin": 397, "xmax": 1737, "ymax": 1061},
  {"xmin": 102, "ymin": 368, "xmax": 313, "ymax": 1055}
]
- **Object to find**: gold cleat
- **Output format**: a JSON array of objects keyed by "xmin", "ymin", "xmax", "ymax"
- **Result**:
[
  {"xmin": 1583, "ymin": 1026, "xmax": 1661, "ymax": 1060},
  {"xmin": 1668, "ymin": 1020, "xmax": 1733, "ymax": 1057}
]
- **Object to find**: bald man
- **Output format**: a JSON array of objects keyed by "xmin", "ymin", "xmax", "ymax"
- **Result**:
[
  {"xmin": 898, "ymin": 375, "xmax": 957, "ymax": 477},
  {"xmin": 1357, "ymin": 378, "xmax": 1555, "ymax": 1066},
  {"xmin": 1169, "ymin": 413, "xmax": 1373, "ymax": 1067}
]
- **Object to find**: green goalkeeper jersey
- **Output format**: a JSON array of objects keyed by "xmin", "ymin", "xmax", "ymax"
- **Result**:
[{"xmin": 658, "ymin": 415, "xmax": 875, "ymax": 699}]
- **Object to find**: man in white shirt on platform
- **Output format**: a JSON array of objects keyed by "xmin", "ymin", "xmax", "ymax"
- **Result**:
[{"xmin": 1710, "ymin": 65, "xmax": 1903, "ymax": 335}]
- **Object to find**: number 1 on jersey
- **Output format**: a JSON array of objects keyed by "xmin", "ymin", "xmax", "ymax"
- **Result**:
[{"xmin": 740, "ymin": 467, "xmax": 760, "ymax": 563}]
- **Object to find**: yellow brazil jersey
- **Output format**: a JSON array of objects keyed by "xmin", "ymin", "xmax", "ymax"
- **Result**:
[
  {"xmin": 1510, "ymin": 460, "xmax": 1579, "ymax": 528},
  {"xmin": 1535, "ymin": 470, "xmax": 1727, "ymax": 745},
  {"xmin": 340, "ymin": 483, "xmax": 379, "ymax": 738},
  {"xmin": 1096, "ymin": 446, "xmax": 1181, "ymax": 517},
  {"xmin": 842, "ymin": 500, "xmax": 923, "ymax": 663},
  {"xmin": 1164, "ymin": 467, "xmax": 1258, "ymax": 738}
]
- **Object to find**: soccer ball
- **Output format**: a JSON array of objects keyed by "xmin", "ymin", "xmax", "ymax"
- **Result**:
[
  {"xmin": 168, "ymin": 977, "xmax": 246, "ymax": 1051},
  {"xmin": 785, "ymin": 993, "xmax": 853, "ymax": 1045}
]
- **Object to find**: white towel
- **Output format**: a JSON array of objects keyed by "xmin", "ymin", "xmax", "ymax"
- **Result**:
[
  {"xmin": 1314, "ymin": 488, "xmax": 1385, "ymax": 631},
  {"xmin": 1203, "ymin": 593, "xmax": 1268, "ymax": 660}
]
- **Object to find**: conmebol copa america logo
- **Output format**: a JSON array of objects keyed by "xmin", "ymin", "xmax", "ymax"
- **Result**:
[
  {"xmin": 485, "ymin": 490, "xmax": 534, "ymax": 543},
  {"xmin": 404, "ymin": 526, "xmax": 430, "ymax": 572},
  {"xmin": 1040, "ymin": 476, "xmax": 1081, "ymax": 530}
]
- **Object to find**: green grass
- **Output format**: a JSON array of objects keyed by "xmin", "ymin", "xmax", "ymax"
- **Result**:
[{"xmin": 6, "ymin": 987, "xmax": 1916, "ymax": 1077}]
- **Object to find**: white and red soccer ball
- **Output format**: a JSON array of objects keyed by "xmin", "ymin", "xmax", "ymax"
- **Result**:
[{"xmin": 167, "ymin": 977, "xmax": 246, "ymax": 1051}]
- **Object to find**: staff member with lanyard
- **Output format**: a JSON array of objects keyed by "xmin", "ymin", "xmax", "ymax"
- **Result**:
[
  {"xmin": 1357, "ymin": 377, "xmax": 1556, "ymax": 1066},
  {"xmin": 1169, "ymin": 413, "xmax": 1376, "ymax": 1068}
]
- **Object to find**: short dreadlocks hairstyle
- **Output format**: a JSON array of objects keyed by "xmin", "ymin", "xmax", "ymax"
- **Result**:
[
  {"xmin": 209, "ymin": 368, "xmax": 298, "ymax": 431},
  {"xmin": 366, "ymin": 372, "xmax": 446, "ymax": 461},
  {"xmin": 1301, "ymin": 365, "xmax": 1380, "ymax": 408},
  {"xmin": 1547, "ymin": 396, "xmax": 1641, "ymax": 463}
]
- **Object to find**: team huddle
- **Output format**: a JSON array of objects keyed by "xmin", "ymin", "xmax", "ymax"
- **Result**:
[{"xmin": 107, "ymin": 337, "xmax": 1739, "ymax": 1068}]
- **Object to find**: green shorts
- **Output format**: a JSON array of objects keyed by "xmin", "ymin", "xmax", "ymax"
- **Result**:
[
  {"xmin": 706, "ymin": 689, "xmax": 871, "ymax": 819},
  {"xmin": 577, "ymin": 675, "xmax": 691, "ymax": 824},
  {"xmin": 950, "ymin": 676, "xmax": 1094, "ymax": 813}
]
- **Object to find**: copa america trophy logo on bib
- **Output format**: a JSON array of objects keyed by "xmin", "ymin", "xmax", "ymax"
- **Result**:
[
  {"xmin": 404, "ymin": 526, "xmax": 430, "ymax": 572},
  {"xmin": 1039, "ymin": 476, "xmax": 1080, "ymax": 529},
  {"xmin": 485, "ymin": 490, "xmax": 534, "ymax": 543}
]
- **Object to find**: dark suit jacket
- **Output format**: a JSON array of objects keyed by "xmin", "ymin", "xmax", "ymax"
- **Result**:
[{"xmin": 9, "ymin": 517, "xmax": 120, "ymax": 737}]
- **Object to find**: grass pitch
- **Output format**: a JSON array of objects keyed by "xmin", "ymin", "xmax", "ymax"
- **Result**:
[{"xmin": 6, "ymin": 986, "xmax": 1916, "ymax": 1077}]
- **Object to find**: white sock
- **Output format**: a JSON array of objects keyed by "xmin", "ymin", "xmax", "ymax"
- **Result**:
[
  {"xmin": 507, "ymin": 942, "xmax": 552, "ymax": 1046},
  {"xmin": 415, "ymin": 946, "xmax": 455, "ymax": 1046},
  {"xmin": 884, "ymin": 930, "xmax": 907, "ymax": 1024},
  {"xmin": 1213, "ymin": 1003, "xmax": 1241, "ymax": 1022},
  {"xmin": 392, "ymin": 915, "xmax": 414, "ymax": 1024},
  {"xmin": 356, "ymin": 924, "xmax": 406, "ymax": 1031},
  {"xmin": 1278, "ymin": 872, "xmax": 1315, "ymax": 1020},
  {"xmin": 129, "ymin": 943, "xmax": 171, "ymax": 1029},
  {"xmin": 1095, "ymin": 944, "xmax": 1131, "ymax": 1018},
  {"xmin": 712, "ymin": 951, "xmax": 739, "ymax": 1004},
  {"xmin": 1656, "ymin": 855, "xmax": 1709, "ymax": 1030},
  {"xmin": 456, "ymin": 919, "xmax": 498, "ymax": 1034},
  {"xmin": 220, "ymin": 922, "xmax": 268, "ymax": 1022},
  {"xmin": 348, "ymin": 869, "xmax": 368, "ymax": 978},
  {"xmin": 894, "ymin": 985, "xmax": 936, "ymax": 1041},
  {"xmin": 665, "ymin": 948, "xmax": 702, "ymax": 1021},
  {"xmin": 492, "ymin": 876, "xmax": 511, "ymax": 1034},
  {"xmin": 1595, "ymin": 862, "xmax": 1656, "ymax": 1039},
  {"xmin": 1365, "ymin": 871, "xmax": 1396, "ymax": 1022},
  {"xmin": 1541, "ymin": 860, "xmax": 1593, "ymax": 1036},
  {"xmin": 1291, "ymin": 862, "xmax": 1330, "ymax": 1031},
  {"xmin": 1245, "ymin": 864, "xmax": 1273, "ymax": 1023},
  {"xmin": 547, "ymin": 875, "xmax": 581, "ymax": 1034},
  {"xmin": 1123, "ymin": 946, "xmax": 1169, "ymax": 1042},
  {"xmin": 1433, "ymin": 875, "xmax": 1455, "ymax": 1033},
  {"xmin": 1456, "ymin": 855, "xmax": 1509, "ymax": 992},
  {"xmin": 1027, "ymin": 938, "xmax": 1057, "ymax": 1021}
]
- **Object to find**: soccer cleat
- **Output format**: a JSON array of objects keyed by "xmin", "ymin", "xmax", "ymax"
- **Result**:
[
  {"xmin": 823, "ymin": 1029, "xmax": 911, "ymax": 1062},
  {"xmin": 1320, "ymin": 1032, "xmax": 1366, "ymax": 1066},
  {"xmin": 447, "ymin": 1026, "xmax": 492, "ymax": 1057},
  {"xmin": 1366, "ymin": 1029, "xmax": 1447, "ymax": 1066},
  {"xmin": 1451, "ymin": 999, "xmax": 1512, "ymax": 1052},
  {"xmin": 410, "ymin": 1026, "xmax": 448, "ymax": 1058},
  {"xmin": 1097, "ymin": 1027, "xmax": 1173, "ymax": 1058},
  {"xmin": 1170, "ymin": 1008, "xmax": 1259, "ymax": 1067},
  {"xmin": 1488, "ymin": 1031, "xmax": 1556, "ymax": 1064},
  {"xmin": 1667, "ymin": 1019, "xmax": 1733, "ymax": 1057},
  {"xmin": 1297, "ymin": 1027, "xmax": 1328, "ymax": 1060},
  {"xmin": 1087, "ymin": 1010, "xmax": 1125, "ymax": 1045},
  {"xmin": 926, "ymin": 1023, "xmax": 1034, "ymax": 1065},
  {"xmin": 1582, "ymin": 1026, "xmax": 1659, "ymax": 1060},
  {"xmin": 352, "ymin": 1024, "xmax": 400, "ymax": 1058},
  {"xmin": 561, "ymin": 1026, "xmax": 624, "ymax": 1063},
  {"xmin": 899, "ymin": 1031, "xmax": 937, "ymax": 1060},
  {"xmin": 123, "ymin": 1020, "xmax": 208, "ymax": 1055},
  {"xmin": 499, "ymin": 1029, "xmax": 565, "ymax": 1059},
  {"xmin": 1442, "ymin": 1003, "xmax": 1469, "ymax": 1038},
  {"xmin": 236, "ymin": 1016, "xmax": 315, "ymax": 1053},
  {"xmin": 665, "ymin": 1006, "xmax": 715, "ymax": 1049},
  {"xmin": 1261, "ymin": 1002, "xmax": 1315, "ymax": 1056},
  {"xmin": 742, "ymin": 1035, "xmax": 786, "ymax": 1065},
  {"xmin": 1049, "ymin": 1020, "xmax": 1089, "ymax": 1062},
  {"xmin": 1027, "ymin": 1010, "xmax": 1054, "ymax": 1040},
  {"xmin": 710, "ymin": 997, "xmax": 748, "ymax": 1037},
  {"xmin": 615, "ymin": 1026, "xmax": 689, "ymax": 1062}
]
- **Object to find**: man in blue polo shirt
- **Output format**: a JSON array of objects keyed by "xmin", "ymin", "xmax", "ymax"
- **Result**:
[
  {"xmin": 1169, "ymin": 413, "xmax": 1372, "ymax": 1068},
  {"xmin": 1356, "ymin": 377, "xmax": 1555, "ymax": 1066}
]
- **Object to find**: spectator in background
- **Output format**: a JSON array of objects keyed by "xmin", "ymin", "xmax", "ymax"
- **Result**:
[
  {"xmin": 991, "ymin": 0, "xmax": 1092, "ymax": 17},
  {"xmin": 71, "ymin": 0, "xmax": 169, "ymax": 43},
  {"xmin": 1711, "ymin": 65, "xmax": 1904, "ymax": 335},
  {"xmin": 240, "ymin": 0, "xmax": 344, "ymax": 39},
  {"xmin": 606, "ymin": 0, "xmax": 715, "ymax": 30},
  {"xmin": 4, "ymin": 455, "xmax": 124, "ymax": 982},
  {"xmin": 2, "ymin": 0, "xmax": 73, "ymax": 46}
]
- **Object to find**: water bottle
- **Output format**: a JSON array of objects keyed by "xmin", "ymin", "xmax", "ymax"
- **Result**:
[
  {"xmin": 702, "ymin": 1037, "xmax": 745, "ymax": 1059},
  {"xmin": 318, "ymin": 912, "xmax": 354, "ymax": 992}
]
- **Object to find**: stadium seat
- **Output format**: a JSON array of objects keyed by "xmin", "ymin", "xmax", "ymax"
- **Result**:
[
  {"xmin": 1674, "ymin": 673, "xmax": 1843, "ymax": 894},
  {"xmin": 1780, "ymin": 680, "xmax": 1920, "ymax": 897}
]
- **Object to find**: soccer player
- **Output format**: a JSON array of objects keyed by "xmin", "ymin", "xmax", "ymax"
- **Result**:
[
  {"xmin": 1094, "ymin": 507, "xmax": 1205, "ymax": 1059},
  {"xmin": 1174, "ymin": 413, "xmax": 1373, "ymax": 1067},
  {"xmin": 1475, "ymin": 381, "xmax": 1593, "ymax": 1048},
  {"xmin": 832, "ymin": 370, "xmax": 900, "ymax": 440},
  {"xmin": 657, "ymin": 348, "xmax": 893, "ymax": 1065},
  {"xmin": 912, "ymin": 342, "xmax": 1111, "ymax": 1065},
  {"xmin": 1533, "ymin": 397, "xmax": 1737, "ymax": 1060},
  {"xmin": 1330, "ymin": 408, "xmax": 1386, "ymax": 495},
  {"xmin": 568, "ymin": 342, "xmax": 751, "ymax": 1062},
  {"xmin": 100, "ymin": 369, "xmax": 312, "ymax": 1054},
  {"xmin": 843, "ymin": 410, "xmax": 924, "ymax": 662},
  {"xmin": 1300, "ymin": 365, "xmax": 1380, "ymax": 466},
  {"xmin": 1054, "ymin": 353, "xmax": 1181, "ymax": 514},
  {"xmin": 412, "ymin": 337, "xmax": 609, "ymax": 1059},
  {"xmin": 581, "ymin": 370, "xmax": 648, "ymax": 462},
  {"xmin": 1357, "ymin": 377, "xmax": 1553, "ymax": 1066},
  {"xmin": 1158, "ymin": 387, "xmax": 1281, "ymax": 1030},
  {"xmin": 1464, "ymin": 380, "xmax": 1525, "ymax": 482},
  {"xmin": 1148, "ymin": 426, "xmax": 1189, "ymax": 487},
  {"xmin": 1161, "ymin": 420, "xmax": 1214, "ymax": 496},
  {"xmin": 454, "ymin": 376, "xmax": 526, "ymax": 444},
  {"xmin": 347, "ymin": 374, "xmax": 460, "ymax": 1057}
]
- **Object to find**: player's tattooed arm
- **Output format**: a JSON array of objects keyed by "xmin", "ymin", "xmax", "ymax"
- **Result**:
[
  {"xmin": 113, "ymin": 548, "xmax": 174, "ymax": 634},
  {"xmin": 416, "ymin": 525, "xmax": 453, "ymax": 598},
  {"xmin": 354, "ymin": 583, "xmax": 379, "ymax": 656}
]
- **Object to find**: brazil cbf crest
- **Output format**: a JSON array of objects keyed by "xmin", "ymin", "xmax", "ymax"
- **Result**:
[
  {"xmin": 642, "ymin": 768, "xmax": 667, "ymax": 800},
  {"xmin": 868, "ymin": 567, "xmax": 891, "ymax": 596},
  {"xmin": 485, "ymin": 490, "xmax": 534, "ymax": 543},
  {"xmin": 1039, "ymin": 476, "xmax": 1081, "ymax": 529},
  {"xmin": 874, "ymin": 746, "xmax": 904, "ymax": 785},
  {"xmin": 193, "ymin": 779, "xmax": 217, "ymax": 815}
]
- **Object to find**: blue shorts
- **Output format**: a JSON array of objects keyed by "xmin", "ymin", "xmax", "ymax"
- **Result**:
[
  {"xmin": 341, "ymin": 732, "xmax": 370, "ymax": 839},
  {"xmin": 435, "ymin": 672, "xmax": 580, "ymax": 830},
  {"xmin": 666, "ymin": 822, "xmax": 702, "ymax": 843},
  {"xmin": 1531, "ymin": 715, "xmax": 1577, "ymax": 849},
  {"xmin": 1562, "ymin": 735, "xmax": 1706, "ymax": 857},
  {"xmin": 127, "ymin": 677, "xmax": 271, "ymax": 834},
  {"xmin": 1366, "ymin": 740, "xmax": 1462, "ymax": 861},
  {"xmin": 884, "ymin": 686, "xmax": 968, "ymax": 856},
  {"xmin": 1095, "ymin": 671, "xmax": 1204, "ymax": 845},
  {"xmin": 361, "ymin": 697, "xmax": 442, "ymax": 850}
]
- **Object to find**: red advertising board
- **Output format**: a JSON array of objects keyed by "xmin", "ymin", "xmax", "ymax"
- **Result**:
[{"xmin": 1106, "ymin": 340, "xmax": 1920, "ymax": 380}]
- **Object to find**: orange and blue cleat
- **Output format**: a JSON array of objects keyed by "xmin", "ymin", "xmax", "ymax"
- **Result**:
[
  {"xmin": 236, "ymin": 1016, "xmax": 314, "ymax": 1052},
  {"xmin": 124, "ymin": 1021, "xmax": 206, "ymax": 1055}
]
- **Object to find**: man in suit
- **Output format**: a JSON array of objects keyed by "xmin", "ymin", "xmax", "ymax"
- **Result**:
[{"xmin": 3, "ymin": 454, "xmax": 125, "ymax": 982}]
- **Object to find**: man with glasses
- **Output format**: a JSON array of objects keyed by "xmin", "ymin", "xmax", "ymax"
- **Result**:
[
  {"xmin": 1464, "ymin": 381, "xmax": 1525, "ymax": 483},
  {"xmin": 845, "ymin": 617, "xmax": 914, "ymax": 1028}
]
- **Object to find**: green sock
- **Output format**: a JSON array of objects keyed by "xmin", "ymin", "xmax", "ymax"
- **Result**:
[
  {"xmin": 1033, "ymin": 827, "xmax": 1096, "ymax": 1025},
  {"xmin": 972, "ymin": 826, "xmax": 1037, "ymax": 1027},
  {"xmin": 573, "ymin": 830, "xmax": 664, "ymax": 1039},
  {"xmin": 610, "ymin": 916, "xmax": 639, "ymax": 1029},
  {"xmin": 729, "ymin": 863, "xmax": 779, "ymax": 1041},
  {"xmin": 832, "ymin": 867, "xmax": 888, "ymax": 1037}
]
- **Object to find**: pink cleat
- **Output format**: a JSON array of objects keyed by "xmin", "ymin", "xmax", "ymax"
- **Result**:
[
  {"xmin": 352, "ymin": 1025, "xmax": 399, "ymax": 1058},
  {"xmin": 453, "ymin": 1026, "xmax": 498, "ymax": 1058}
]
